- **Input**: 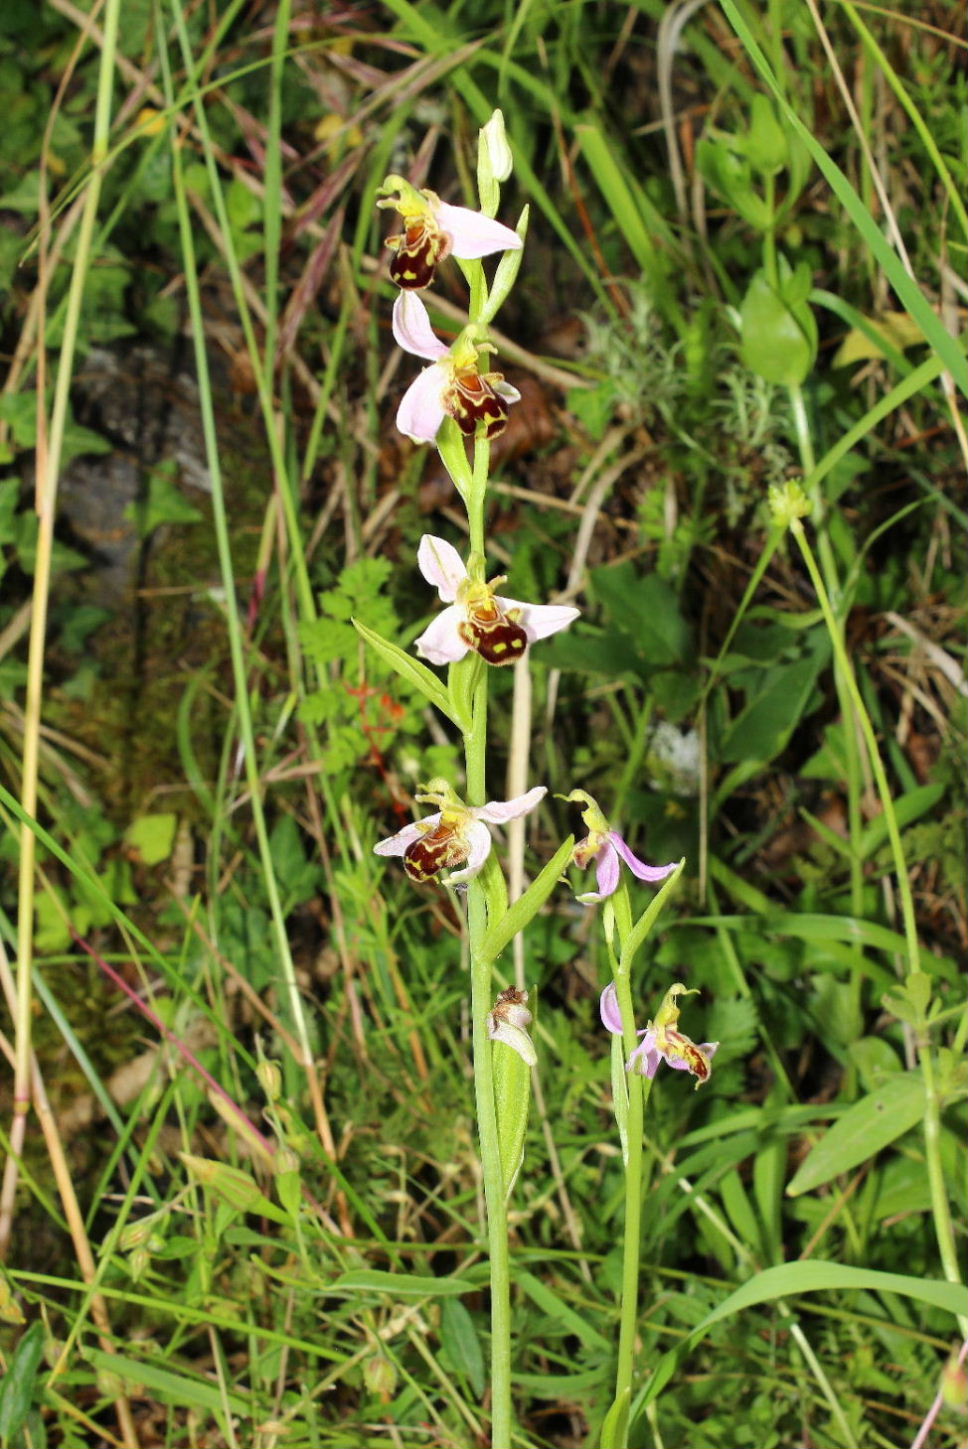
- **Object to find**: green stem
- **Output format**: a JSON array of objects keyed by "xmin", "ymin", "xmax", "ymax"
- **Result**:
[
  {"xmin": 789, "ymin": 384, "xmax": 865, "ymax": 938},
  {"xmin": 607, "ymin": 884, "xmax": 654, "ymax": 1442},
  {"xmin": 791, "ymin": 519, "xmax": 964, "ymax": 1316},
  {"xmin": 12, "ymin": 0, "xmax": 122, "ymax": 1224},
  {"xmin": 464, "ymin": 662, "xmax": 513, "ymax": 1441}
]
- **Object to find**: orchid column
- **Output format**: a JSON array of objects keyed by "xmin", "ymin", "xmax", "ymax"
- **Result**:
[{"xmin": 361, "ymin": 115, "xmax": 578, "ymax": 1443}]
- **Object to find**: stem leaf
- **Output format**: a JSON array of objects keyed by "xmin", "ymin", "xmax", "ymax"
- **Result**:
[
  {"xmin": 351, "ymin": 617, "xmax": 469, "ymax": 730},
  {"xmin": 479, "ymin": 835, "xmax": 574, "ymax": 965},
  {"xmin": 618, "ymin": 860, "xmax": 685, "ymax": 976},
  {"xmin": 492, "ymin": 1025, "xmax": 532, "ymax": 1199},
  {"xmin": 600, "ymin": 1386, "xmax": 631, "ymax": 1449}
]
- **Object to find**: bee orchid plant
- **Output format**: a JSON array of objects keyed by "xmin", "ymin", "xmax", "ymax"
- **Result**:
[{"xmin": 355, "ymin": 111, "xmax": 712, "ymax": 1449}]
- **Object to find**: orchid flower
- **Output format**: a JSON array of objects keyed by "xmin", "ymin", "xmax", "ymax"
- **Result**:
[
  {"xmin": 374, "ymin": 779, "xmax": 545, "ymax": 888},
  {"xmin": 488, "ymin": 987, "xmax": 536, "ymax": 1066},
  {"xmin": 415, "ymin": 535, "xmax": 579, "ymax": 668},
  {"xmin": 601, "ymin": 981, "xmax": 718, "ymax": 1088},
  {"xmin": 392, "ymin": 291, "xmax": 520, "ymax": 445},
  {"xmin": 377, "ymin": 174, "xmax": 522, "ymax": 291},
  {"xmin": 564, "ymin": 789, "xmax": 677, "ymax": 904}
]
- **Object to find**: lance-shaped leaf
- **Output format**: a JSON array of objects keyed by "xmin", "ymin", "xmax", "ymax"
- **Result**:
[
  {"xmin": 600, "ymin": 1386, "xmax": 631, "ymax": 1449},
  {"xmin": 618, "ymin": 858, "xmax": 686, "ymax": 975},
  {"xmin": 479, "ymin": 835, "xmax": 575, "ymax": 965},
  {"xmin": 352, "ymin": 616, "xmax": 470, "ymax": 731},
  {"xmin": 480, "ymin": 205, "xmax": 530, "ymax": 325},
  {"xmin": 786, "ymin": 1072, "xmax": 927, "ymax": 1197}
]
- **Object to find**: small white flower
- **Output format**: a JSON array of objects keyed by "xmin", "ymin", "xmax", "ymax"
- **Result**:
[
  {"xmin": 377, "ymin": 174, "xmax": 522, "ymax": 290},
  {"xmin": 415, "ymin": 534, "xmax": 579, "ymax": 668},
  {"xmin": 374, "ymin": 779, "xmax": 546, "ymax": 888},
  {"xmin": 393, "ymin": 292, "xmax": 520, "ymax": 445}
]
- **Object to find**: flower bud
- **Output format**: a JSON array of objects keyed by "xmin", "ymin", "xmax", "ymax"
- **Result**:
[
  {"xmin": 941, "ymin": 1350, "xmax": 968, "ymax": 1415},
  {"xmin": 480, "ymin": 110, "xmax": 513, "ymax": 183},
  {"xmin": 256, "ymin": 1058, "xmax": 283, "ymax": 1102}
]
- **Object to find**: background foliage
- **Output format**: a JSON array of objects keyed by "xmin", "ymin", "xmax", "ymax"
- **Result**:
[{"xmin": 0, "ymin": 1, "xmax": 965, "ymax": 1446}]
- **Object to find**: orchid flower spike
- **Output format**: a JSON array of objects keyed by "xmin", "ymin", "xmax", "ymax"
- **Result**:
[
  {"xmin": 374, "ymin": 779, "xmax": 546, "ymax": 888},
  {"xmin": 488, "ymin": 987, "xmax": 536, "ymax": 1066},
  {"xmin": 376, "ymin": 174, "xmax": 522, "ymax": 291},
  {"xmin": 415, "ymin": 535, "xmax": 579, "ymax": 668},
  {"xmin": 563, "ymin": 789, "xmax": 677, "ymax": 903},
  {"xmin": 600, "ymin": 981, "xmax": 718, "ymax": 1088},
  {"xmin": 393, "ymin": 292, "xmax": 519, "ymax": 445}
]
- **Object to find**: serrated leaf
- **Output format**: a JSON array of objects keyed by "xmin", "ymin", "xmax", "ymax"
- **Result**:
[
  {"xmin": 352, "ymin": 617, "xmax": 468, "ymax": 730},
  {"xmin": 786, "ymin": 1073, "xmax": 926, "ymax": 1196},
  {"xmin": 480, "ymin": 836, "xmax": 574, "ymax": 965}
]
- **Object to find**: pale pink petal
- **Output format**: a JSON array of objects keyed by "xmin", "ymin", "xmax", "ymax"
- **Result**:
[
  {"xmin": 432, "ymin": 200, "xmax": 523, "ymax": 259},
  {"xmin": 593, "ymin": 839, "xmax": 620, "ymax": 898},
  {"xmin": 396, "ymin": 364, "xmax": 448, "ymax": 443},
  {"xmin": 474, "ymin": 785, "xmax": 546, "ymax": 825},
  {"xmin": 444, "ymin": 820, "xmax": 492, "ymax": 885},
  {"xmin": 626, "ymin": 1031, "xmax": 661, "ymax": 1078},
  {"xmin": 392, "ymin": 290, "xmax": 448, "ymax": 361},
  {"xmin": 414, "ymin": 605, "xmax": 469, "ymax": 666},
  {"xmin": 373, "ymin": 814, "xmax": 439, "ymax": 857},
  {"xmin": 488, "ymin": 1017, "xmax": 537, "ymax": 1066},
  {"xmin": 493, "ymin": 379, "xmax": 521, "ymax": 404},
  {"xmin": 599, "ymin": 982, "xmax": 623, "ymax": 1034},
  {"xmin": 495, "ymin": 597, "xmax": 579, "ymax": 644},
  {"xmin": 418, "ymin": 535, "xmax": 467, "ymax": 601},
  {"xmin": 608, "ymin": 832, "xmax": 678, "ymax": 884}
]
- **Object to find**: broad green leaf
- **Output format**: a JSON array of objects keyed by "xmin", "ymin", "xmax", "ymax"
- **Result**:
[
  {"xmin": 644, "ymin": 1262, "xmax": 968, "ymax": 1405},
  {"xmin": 719, "ymin": 648, "xmax": 827, "ymax": 763},
  {"xmin": 786, "ymin": 1073, "xmax": 926, "ymax": 1196},
  {"xmin": 739, "ymin": 265, "xmax": 818, "ymax": 387},
  {"xmin": 0, "ymin": 1321, "xmax": 46, "ymax": 1442},
  {"xmin": 515, "ymin": 1270, "xmax": 611, "ymax": 1352},
  {"xmin": 440, "ymin": 1299, "xmax": 485, "ymax": 1397},
  {"xmin": 352, "ymin": 617, "xmax": 468, "ymax": 731},
  {"xmin": 480, "ymin": 836, "xmax": 574, "ymax": 965},
  {"xmin": 591, "ymin": 563, "xmax": 693, "ymax": 666},
  {"xmin": 126, "ymin": 463, "xmax": 203, "ymax": 537},
  {"xmin": 86, "ymin": 1350, "xmax": 248, "ymax": 1415},
  {"xmin": 329, "ymin": 1269, "xmax": 473, "ymax": 1298},
  {"xmin": 124, "ymin": 812, "xmax": 178, "ymax": 866}
]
